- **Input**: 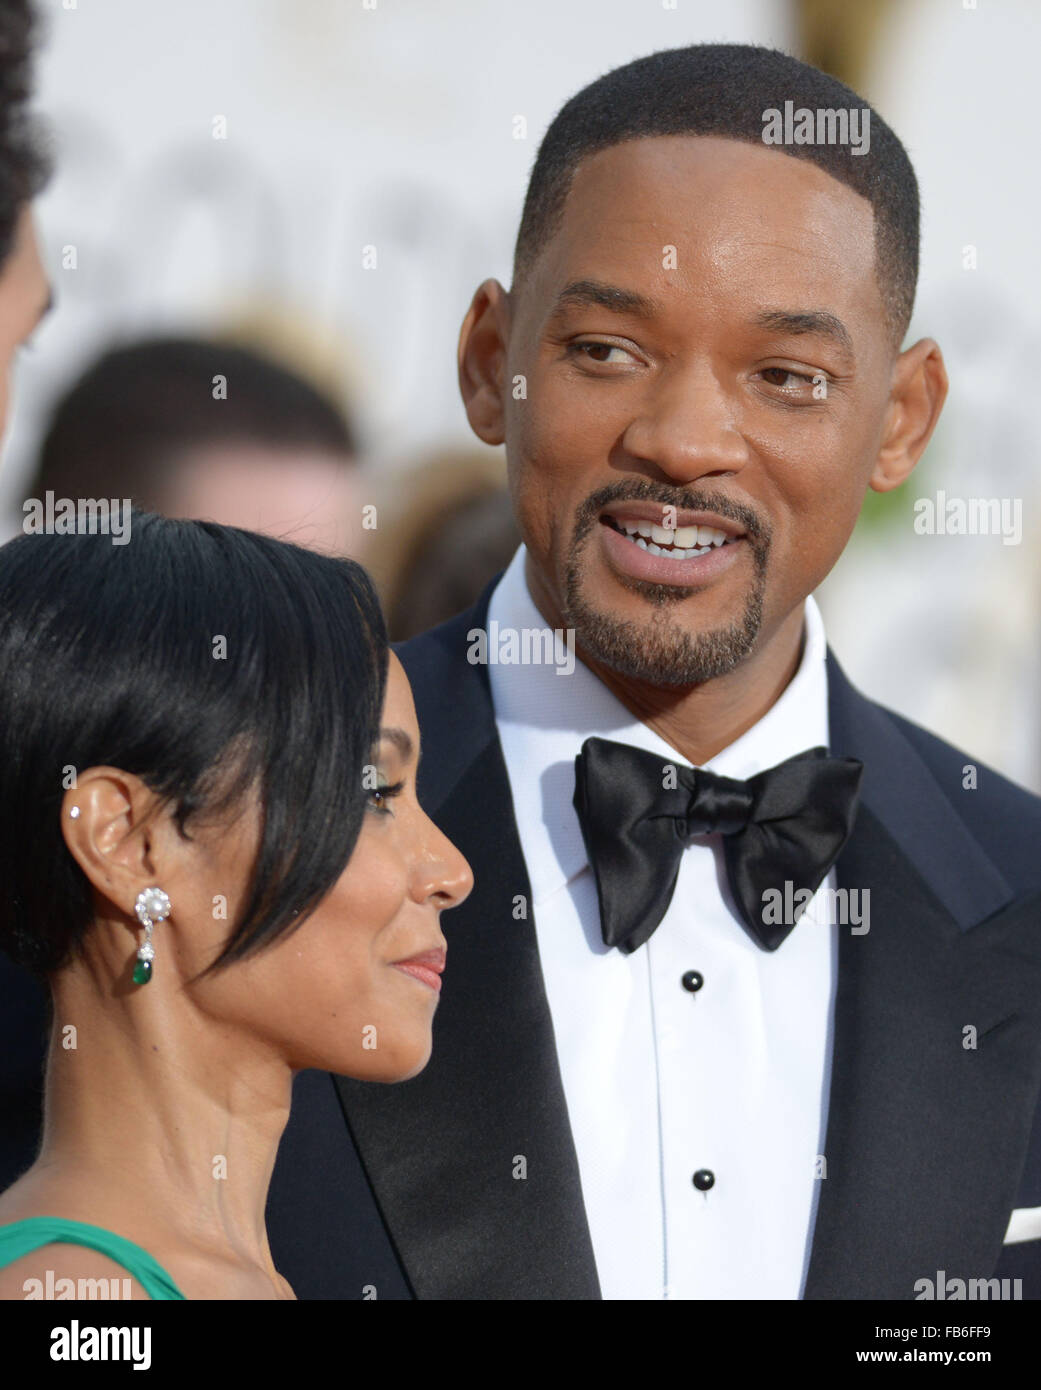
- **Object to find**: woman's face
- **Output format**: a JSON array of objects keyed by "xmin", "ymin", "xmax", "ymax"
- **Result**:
[{"xmin": 163, "ymin": 653, "xmax": 474, "ymax": 1081}]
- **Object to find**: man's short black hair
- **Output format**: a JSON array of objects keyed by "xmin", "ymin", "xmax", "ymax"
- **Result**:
[
  {"xmin": 513, "ymin": 44, "xmax": 919, "ymax": 345},
  {"xmin": 0, "ymin": 0, "xmax": 52, "ymax": 268}
]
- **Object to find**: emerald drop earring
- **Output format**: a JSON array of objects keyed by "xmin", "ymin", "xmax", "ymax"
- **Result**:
[{"xmin": 133, "ymin": 887, "xmax": 171, "ymax": 985}]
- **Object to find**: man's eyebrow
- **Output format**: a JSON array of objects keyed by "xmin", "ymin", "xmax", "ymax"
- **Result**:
[
  {"xmin": 546, "ymin": 286, "xmax": 856, "ymax": 363},
  {"xmin": 546, "ymin": 278, "xmax": 664, "ymax": 325},
  {"xmin": 378, "ymin": 726, "xmax": 414, "ymax": 761},
  {"xmin": 752, "ymin": 308, "xmax": 855, "ymax": 361}
]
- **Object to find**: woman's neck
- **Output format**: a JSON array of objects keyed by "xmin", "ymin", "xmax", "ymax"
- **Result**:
[{"xmin": 10, "ymin": 958, "xmax": 293, "ymax": 1290}]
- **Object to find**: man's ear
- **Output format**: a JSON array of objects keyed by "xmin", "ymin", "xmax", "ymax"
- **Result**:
[
  {"xmin": 60, "ymin": 769, "xmax": 162, "ymax": 920},
  {"xmin": 457, "ymin": 278, "xmax": 511, "ymax": 446},
  {"xmin": 869, "ymin": 337, "xmax": 949, "ymax": 493}
]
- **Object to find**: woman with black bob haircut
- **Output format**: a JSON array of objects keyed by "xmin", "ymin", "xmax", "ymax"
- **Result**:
[{"xmin": 0, "ymin": 512, "xmax": 472, "ymax": 1299}]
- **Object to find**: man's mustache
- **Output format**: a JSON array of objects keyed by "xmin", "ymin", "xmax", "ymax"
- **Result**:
[{"xmin": 572, "ymin": 478, "xmax": 770, "ymax": 551}]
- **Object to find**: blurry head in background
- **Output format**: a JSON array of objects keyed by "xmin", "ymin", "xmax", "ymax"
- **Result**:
[
  {"xmin": 366, "ymin": 449, "xmax": 520, "ymax": 642},
  {"xmin": 29, "ymin": 336, "xmax": 364, "ymax": 556},
  {"xmin": 0, "ymin": 0, "xmax": 53, "ymax": 443}
]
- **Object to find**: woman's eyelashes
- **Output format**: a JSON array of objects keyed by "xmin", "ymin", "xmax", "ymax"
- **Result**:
[{"xmin": 367, "ymin": 778, "xmax": 405, "ymax": 815}]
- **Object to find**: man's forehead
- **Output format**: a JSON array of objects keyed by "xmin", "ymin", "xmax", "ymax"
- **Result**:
[
  {"xmin": 526, "ymin": 134, "xmax": 879, "ymax": 327},
  {"xmin": 564, "ymin": 132, "xmax": 873, "ymax": 213}
]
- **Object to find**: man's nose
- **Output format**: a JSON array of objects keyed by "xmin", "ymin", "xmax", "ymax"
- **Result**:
[{"xmin": 619, "ymin": 360, "xmax": 749, "ymax": 488}]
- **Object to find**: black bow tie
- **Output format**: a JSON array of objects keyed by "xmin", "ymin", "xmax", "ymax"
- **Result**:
[{"xmin": 572, "ymin": 737, "xmax": 863, "ymax": 953}]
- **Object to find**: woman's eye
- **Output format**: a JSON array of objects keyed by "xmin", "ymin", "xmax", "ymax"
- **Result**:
[{"xmin": 367, "ymin": 779, "xmax": 404, "ymax": 814}]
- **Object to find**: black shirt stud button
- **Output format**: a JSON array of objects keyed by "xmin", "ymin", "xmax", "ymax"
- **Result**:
[
  {"xmin": 692, "ymin": 1169, "xmax": 715, "ymax": 1191},
  {"xmin": 681, "ymin": 970, "xmax": 704, "ymax": 993}
]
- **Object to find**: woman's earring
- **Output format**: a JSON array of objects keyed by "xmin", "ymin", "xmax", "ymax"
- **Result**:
[{"xmin": 133, "ymin": 887, "xmax": 171, "ymax": 985}]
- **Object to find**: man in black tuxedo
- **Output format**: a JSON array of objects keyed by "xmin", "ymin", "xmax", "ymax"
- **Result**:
[{"xmin": 263, "ymin": 43, "xmax": 1041, "ymax": 1299}]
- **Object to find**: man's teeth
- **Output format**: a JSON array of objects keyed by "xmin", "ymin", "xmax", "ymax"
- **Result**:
[{"xmin": 615, "ymin": 519, "xmax": 732, "ymax": 558}]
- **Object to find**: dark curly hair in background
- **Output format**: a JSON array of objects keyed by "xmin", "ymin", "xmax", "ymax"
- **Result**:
[{"xmin": 0, "ymin": 0, "xmax": 51, "ymax": 269}]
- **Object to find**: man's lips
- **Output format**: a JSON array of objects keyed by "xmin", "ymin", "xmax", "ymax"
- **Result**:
[
  {"xmin": 391, "ymin": 948, "xmax": 446, "ymax": 994},
  {"xmin": 598, "ymin": 501, "xmax": 747, "ymax": 542},
  {"xmin": 598, "ymin": 513, "xmax": 746, "ymax": 586}
]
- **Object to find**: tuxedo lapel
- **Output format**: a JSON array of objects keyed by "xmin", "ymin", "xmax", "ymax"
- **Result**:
[
  {"xmin": 803, "ymin": 654, "xmax": 1041, "ymax": 1298},
  {"xmin": 333, "ymin": 583, "xmax": 601, "ymax": 1299}
]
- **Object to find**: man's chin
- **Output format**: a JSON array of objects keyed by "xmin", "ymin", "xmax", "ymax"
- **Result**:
[
  {"xmin": 563, "ymin": 576, "xmax": 765, "ymax": 687},
  {"xmin": 564, "ymin": 600, "xmax": 761, "ymax": 686}
]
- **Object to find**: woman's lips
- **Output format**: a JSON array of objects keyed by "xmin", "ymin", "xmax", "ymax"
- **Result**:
[
  {"xmin": 598, "ymin": 516, "xmax": 746, "ymax": 586},
  {"xmin": 391, "ymin": 948, "xmax": 445, "ymax": 994}
]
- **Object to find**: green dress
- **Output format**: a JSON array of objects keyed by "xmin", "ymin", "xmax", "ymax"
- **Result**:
[{"xmin": 0, "ymin": 1217, "xmax": 186, "ymax": 1299}]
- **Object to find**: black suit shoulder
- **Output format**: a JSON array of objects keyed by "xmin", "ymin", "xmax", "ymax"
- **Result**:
[
  {"xmin": 394, "ymin": 595, "xmax": 487, "ymax": 692},
  {"xmin": 871, "ymin": 698, "xmax": 1041, "ymax": 899}
]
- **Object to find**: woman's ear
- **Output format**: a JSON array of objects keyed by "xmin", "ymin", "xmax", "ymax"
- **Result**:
[{"xmin": 60, "ymin": 769, "xmax": 163, "ymax": 919}]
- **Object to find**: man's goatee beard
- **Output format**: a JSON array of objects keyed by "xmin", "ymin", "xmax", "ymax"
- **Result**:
[{"xmin": 563, "ymin": 566, "xmax": 767, "ymax": 686}]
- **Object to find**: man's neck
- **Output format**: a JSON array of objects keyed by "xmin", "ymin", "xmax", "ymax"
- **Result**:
[{"xmin": 582, "ymin": 617, "xmax": 805, "ymax": 767}]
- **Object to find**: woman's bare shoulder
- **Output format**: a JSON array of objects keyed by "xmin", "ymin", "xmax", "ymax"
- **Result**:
[
  {"xmin": 0, "ymin": 1243, "xmax": 151, "ymax": 1301},
  {"xmin": 0, "ymin": 1173, "xmax": 159, "ymax": 1301}
]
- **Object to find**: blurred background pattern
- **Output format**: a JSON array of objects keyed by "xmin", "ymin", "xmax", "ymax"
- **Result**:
[{"xmin": 2, "ymin": 0, "xmax": 1038, "ymax": 786}]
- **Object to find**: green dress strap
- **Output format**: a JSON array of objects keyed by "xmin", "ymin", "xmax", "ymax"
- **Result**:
[{"xmin": 0, "ymin": 1217, "xmax": 186, "ymax": 1300}]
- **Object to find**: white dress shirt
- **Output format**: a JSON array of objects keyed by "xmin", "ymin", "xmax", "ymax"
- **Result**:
[{"xmin": 486, "ymin": 544, "xmax": 839, "ymax": 1300}]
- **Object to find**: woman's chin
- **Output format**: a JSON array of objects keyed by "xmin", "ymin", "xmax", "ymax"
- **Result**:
[{"xmin": 311, "ymin": 1036, "xmax": 433, "ymax": 1084}]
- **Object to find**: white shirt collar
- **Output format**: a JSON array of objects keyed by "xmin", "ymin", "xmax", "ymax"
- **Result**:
[{"xmin": 486, "ymin": 544, "xmax": 831, "ymax": 905}]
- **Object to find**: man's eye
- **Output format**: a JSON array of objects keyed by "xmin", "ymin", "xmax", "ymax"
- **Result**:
[
  {"xmin": 570, "ymin": 342, "xmax": 636, "ymax": 365},
  {"xmin": 759, "ymin": 367, "xmax": 820, "ymax": 391}
]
